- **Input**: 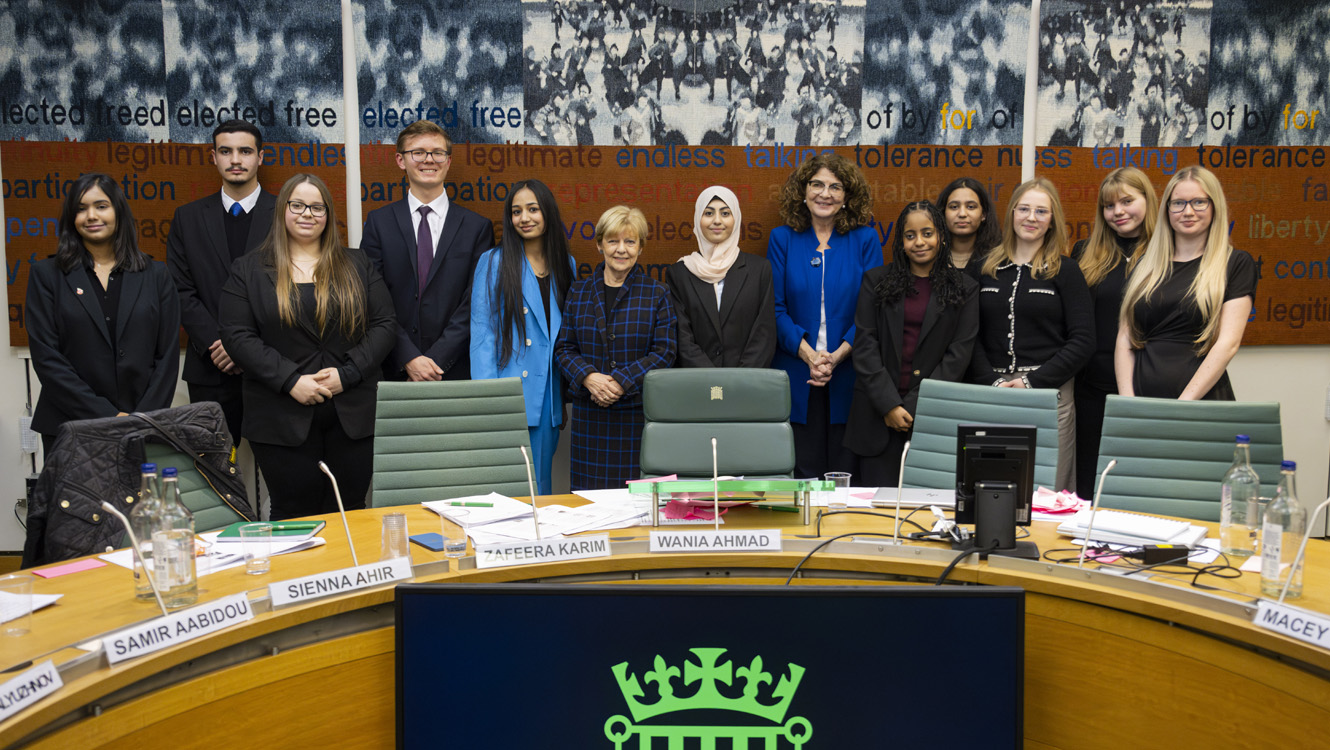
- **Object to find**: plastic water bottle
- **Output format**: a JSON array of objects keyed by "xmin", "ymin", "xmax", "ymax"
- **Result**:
[
  {"xmin": 129, "ymin": 463, "xmax": 162, "ymax": 600},
  {"xmin": 156, "ymin": 467, "xmax": 198, "ymax": 608},
  {"xmin": 1260, "ymin": 461, "xmax": 1306, "ymax": 599},
  {"xmin": 1219, "ymin": 435, "xmax": 1260, "ymax": 558}
]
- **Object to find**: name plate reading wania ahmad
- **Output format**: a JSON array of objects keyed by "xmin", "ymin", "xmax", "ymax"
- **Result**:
[
  {"xmin": 270, "ymin": 557, "xmax": 413, "ymax": 607},
  {"xmin": 0, "ymin": 660, "xmax": 62, "ymax": 722},
  {"xmin": 474, "ymin": 534, "xmax": 611, "ymax": 570},
  {"xmin": 105, "ymin": 593, "xmax": 254, "ymax": 665},
  {"xmin": 649, "ymin": 530, "xmax": 782, "ymax": 553}
]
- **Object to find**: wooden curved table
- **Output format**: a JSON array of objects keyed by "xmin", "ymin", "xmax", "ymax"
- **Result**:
[{"xmin": 2, "ymin": 499, "xmax": 1327, "ymax": 749}]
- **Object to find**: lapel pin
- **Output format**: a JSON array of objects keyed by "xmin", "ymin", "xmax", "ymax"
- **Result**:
[{"xmin": 76, "ymin": 288, "xmax": 84, "ymax": 295}]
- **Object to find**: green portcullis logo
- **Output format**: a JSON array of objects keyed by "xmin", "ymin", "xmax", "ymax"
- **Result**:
[{"xmin": 605, "ymin": 647, "xmax": 812, "ymax": 748}]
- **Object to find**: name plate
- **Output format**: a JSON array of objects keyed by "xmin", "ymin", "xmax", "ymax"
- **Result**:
[
  {"xmin": 106, "ymin": 592, "xmax": 254, "ymax": 665},
  {"xmin": 475, "ymin": 534, "xmax": 611, "ymax": 570},
  {"xmin": 0, "ymin": 660, "xmax": 62, "ymax": 721},
  {"xmin": 649, "ymin": 529, "xmax": 782, "ymax": 553},
  {"xmin": 270, "ymin": 557, "xmax": 413, "ymax": 607},
  {"xmin": 1255, "ymin": 599, "xmax": 1330, "ymax": 651}
]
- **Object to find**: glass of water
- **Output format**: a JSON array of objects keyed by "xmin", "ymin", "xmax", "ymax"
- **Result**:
[
  {"xmin": 444, "ymin": 509, "xmax": 470, "ymax": 558},
  {"xmin": 824, "ymin": 472, "xmax": 852, "ymax": 510}
]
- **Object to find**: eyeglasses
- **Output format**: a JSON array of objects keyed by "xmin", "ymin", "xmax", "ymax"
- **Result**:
[
  {"xmin": 806, "ymin": 180, "xmax": 845, "ymax": 196},
  {"xmin": 1168, "ymin": 198, "xmax": 1211, "ymax": 213},
  {"xmin": 1013, "ymin": 205, "xmax": 1051, "ymax": 219},
  {"xmin": 400, "ymin": 149, "xmax": 451, "ymax": 163},
  {"xmin": 287, "ymin": 200, "xmax": 328, "ymax": 217}
]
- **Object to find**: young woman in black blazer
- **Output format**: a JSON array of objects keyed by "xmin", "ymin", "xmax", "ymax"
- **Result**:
[
  {"xmin": 845, "ymin": 201, "xmax": 978, "ymax": 486},
  {"xmin": 25, "ymin": 173, "xmax": 180, "ymax": 456},
  {"xmin": 665, "ymin": 185, "xmax": 776, "ymax": 368},
  {"xmin": 220, "ymin": 174, "xmax": 396, "ymax": 519}
]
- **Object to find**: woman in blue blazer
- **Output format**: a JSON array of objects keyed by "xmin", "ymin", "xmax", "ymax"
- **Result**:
[
  {"xmin": 26, "ymin": 173, "xmax": 180, "ymax": 456},
  {"xmin": 768, "ymin": 153, "xmax": 882, "ymax": 479},
  {"xmin": 471, "ymin": 180, "xmax": 575, "ymax": 495}
]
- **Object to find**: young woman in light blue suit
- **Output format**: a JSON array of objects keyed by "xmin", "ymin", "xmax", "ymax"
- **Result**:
[
  {"xmin": 768, "ymin": 153, "xmax": 883, "ymax": 479},
  {"xmin": 471, "ymin": 180, "xmax": 575, "ymax": 494}
]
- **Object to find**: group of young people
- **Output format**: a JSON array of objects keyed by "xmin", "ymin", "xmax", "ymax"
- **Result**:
[{"xmin": 25, "ymin": 118, "xmax": 1255, "ymax": 520}]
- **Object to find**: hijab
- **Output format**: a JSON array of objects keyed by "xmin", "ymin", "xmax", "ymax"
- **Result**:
[{"xmin": 680, "ymin": 185, "xmax": 742, "ymax": 284}]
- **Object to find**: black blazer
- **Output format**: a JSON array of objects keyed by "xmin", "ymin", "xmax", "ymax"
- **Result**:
[
  {"xmin": 218, "ymin": 248, "xmax": 397, "ymax": 447},
  {"xmin": 665, "ymin": 252, "xmax": 777, "ymax": 368},
  {"xmin": 166, "ymin": 191, "xmax": 277, "ymax": 385},
  {"xmin": 844, "ymin": 269, "xmax": 979, "ymax": 455},
  {"xmin": 360, "ymin": 199, "xmax": 493, "ymax": 379},
  {"xmin": 25, "ymin": 258, "xmax": 181, "ymax": 436}
]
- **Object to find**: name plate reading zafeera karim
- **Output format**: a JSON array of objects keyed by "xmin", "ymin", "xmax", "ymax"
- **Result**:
[
  {"xmin": 0, "ymin": 660, "xmax": 62, "ymax": 722},
  {"xmin": 105, "ymin": 592, "xmax": 254, "ymax": 665},
  {"xmin": 649, "ymin": 529, "xmax": 782, "ymax": 553},
  {"xmin": 474, "ymin": 534, "xmax": 612, "ymax": 570},
  {"xmin": 269, "ymin": 557, "xmax": 413, "ymax": 607},
  {"xmin": 1255, "ymin": 599, "xmax": 1330, "ymax": 651}
]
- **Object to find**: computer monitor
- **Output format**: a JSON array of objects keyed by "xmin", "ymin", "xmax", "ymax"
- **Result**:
[
  {"xmin": 954, "ymin": 424, "xmax": 1037, "ymax": 555},
  {"xmin": 397, "ymin": 584, "xmax": 1025, "ymax": 749}
]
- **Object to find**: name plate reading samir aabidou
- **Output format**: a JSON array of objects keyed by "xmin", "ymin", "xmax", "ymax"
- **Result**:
[{"xmin": 105, "ymin": 592, "xmax": 254, "ymax": 665}]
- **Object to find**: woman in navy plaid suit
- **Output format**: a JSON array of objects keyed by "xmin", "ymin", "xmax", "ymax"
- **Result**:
[{"xmin": 555, "ymin": 206, "xmax": 677, "ymax": 490}]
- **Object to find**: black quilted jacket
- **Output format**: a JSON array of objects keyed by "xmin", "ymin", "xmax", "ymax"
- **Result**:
[{"xmin": 22, "ymin": 402, "xmax": 256, "ymax": 568}]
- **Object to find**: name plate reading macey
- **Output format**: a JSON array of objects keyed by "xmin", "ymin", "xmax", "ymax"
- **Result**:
[
  {"xmin": 270, "ymin": 556, "xmax": 413, "ymax": 607},
  {"xmin": 1255, "ymin": 599, "xmax": 1330, "ymax": 651},
  {"xmin": 475, "ymin": 534, "xmax": 611, "ymax": 570},
  {"xmin": 106, "ymin": 592, "xmax": 254, "ymax": 665},
  {"xmin": 649, "ymin": 529, "xmax": 782, "ymax": 553},
  {"xmin": 0, "ymin": 660, "xmax": 62, "ymax": 722}
]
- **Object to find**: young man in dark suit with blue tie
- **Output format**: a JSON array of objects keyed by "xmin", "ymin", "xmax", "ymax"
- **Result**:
[
  {"xmin": 362, "ymin": 121, "xmax": 494, "ymax": 381},
  {"xmin": 166, "ymin": 119, "xmax": 277, "ymax": 444}
]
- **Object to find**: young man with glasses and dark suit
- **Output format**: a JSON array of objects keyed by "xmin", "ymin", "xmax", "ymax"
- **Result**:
[{"xmin": 362, "ymin": 121, "xmax": 495, "ymax": 382}]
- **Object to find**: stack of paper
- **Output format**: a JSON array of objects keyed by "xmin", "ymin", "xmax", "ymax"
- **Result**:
[{"xmin": 422, "ymin": 492, "xmax": 537, "ymax": 526}]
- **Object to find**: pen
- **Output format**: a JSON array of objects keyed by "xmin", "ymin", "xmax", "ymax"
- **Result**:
[
  {"xmin": 442, "ymin": 501, "xmax": 494, "ymax": 507},
  {"xmin": 755, "ymin": 505, "xmax": 800, "ymax": 513}
]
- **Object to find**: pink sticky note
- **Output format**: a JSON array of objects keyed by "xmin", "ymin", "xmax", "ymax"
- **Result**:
[{"xmin": 34, "ymin": 558, "xmax": 106, "ymax": 578}]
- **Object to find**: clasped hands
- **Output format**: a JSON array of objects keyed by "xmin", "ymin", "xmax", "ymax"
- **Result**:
[
  {"xmin": 583, "ymin": 372, "xmax": 624, "ymax": 407},
  {"xmin": 290, "ymin": 368, "xmax": 344, "ymax": 405},
  {"xmin": 800, "ymin": 345, "xmax": 840, "ymax": 387}
]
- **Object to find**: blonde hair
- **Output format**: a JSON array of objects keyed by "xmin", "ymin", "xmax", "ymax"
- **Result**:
[
  {"xmin": 262, "ymin": 174, "xmax": 364, "ymax": 337},
  {"xmin": 1078, "ymin": 167, "xmax": 1158, "ymax": 287},
  {"xmin": 1120, "ymin": 166, "xmax": 1232, "ymax": 354},
  {"xmin": 981, "ymin": 177, "xmax": 1067, "ymax": 281},
  {"xmin": 595, "ymin": 205, "xmax": 649, "ymax": 247}
]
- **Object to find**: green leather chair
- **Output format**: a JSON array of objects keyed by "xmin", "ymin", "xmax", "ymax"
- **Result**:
[
  {"xmin": 1096, "ymin": 395, "xmax": 1284, "ymax": 522},
  {"xmin": 902, "ymin": 379, "xmax": 1060, "ymax": 491},
  {"xmin": 143, "ymin": 443, "xmax": 252, "ymax": 533},
  {"xmin": 639, "ymin": 368, "xmax": 795, "ymax": 478},
  {"xmin": 372, "ymin": 378, "xmax": 533, "ymax": 506}
]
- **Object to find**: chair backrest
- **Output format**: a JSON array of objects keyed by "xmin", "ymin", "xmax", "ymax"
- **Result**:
[
  {"xmin": 143, "ymin": 443, "xmax": 251, "ymax": 534},
  {"xmin": 903, "ymin": 379, "xmax": 1060, "ymax": 491},
  {"xmin": 1097, "ymin": 396, "xmax": 1284, "ymax": 522},
  {"xmin": 372, "ymin": 378, "xmax": 533, "ymax": 506},
  {"xmin": 640, "ymin": 368, "xmax": 795, "ymax": 478}
]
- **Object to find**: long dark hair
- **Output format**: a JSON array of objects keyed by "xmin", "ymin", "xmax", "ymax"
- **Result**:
[
  {"xmin": 55, "ymin": 173, "xmax": 149, "ymax": 273},
  {"xmin": 873, "ymin": 200, "xmax": 968, "ymax": 308},
  {"xmin": 493, "ymin": 179, "xmax": 573, "ymax": 368},
  {"xmin": 936, "ymin": 176, "xmax": 1002, "ymax": 259}
]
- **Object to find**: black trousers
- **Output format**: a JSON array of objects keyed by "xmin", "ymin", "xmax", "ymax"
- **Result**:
[
  {"xmin": 857, "ymin": 427, "xmax": 911, "ymax": 488},
  {"xmin": 188, "ymin": 374, "xmax": 244, "ymax": 446},
  {"xmin": 792, "ymin": 386, "xmax": 858, "ymax": 480},
  {"xmin": 250, "ymin": 402, "xmax": 372, "ymax": 521},
  {"xmin": 1073, "ymin": 379, "xmax": 1112, "ymax": 501}
]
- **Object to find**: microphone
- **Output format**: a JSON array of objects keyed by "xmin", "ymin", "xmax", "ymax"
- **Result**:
[
  {"xmin": 319, "ymin": 461, "xmax": 360, "ymax": 567},
  {"xmin": 712, "ymin": 437, "xmax": 720, "ymax": 531},
  {"xmin": 1277, "ymin": 494, "xmax": 1330, "ymax": 603},
  {"xmin": 893, "ymin": 440, "xmax": 911, "ymax": 544},
  {"xmin": 100, "ymin": 502, "xmax": 168, "ymax": 617},
  {"xmin": 519, "ymin": 446, "xmax": 543, "ymax": 540},
  {"xmin": 1077, "ymin": 459, "xmax": 1118, "ymax": 568}
]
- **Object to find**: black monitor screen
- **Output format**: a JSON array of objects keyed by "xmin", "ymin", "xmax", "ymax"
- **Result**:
[
  {"xmin": 955, "ymin": 423, "xmax": 1038, "ymax": 527},
  {"xmin": 396, "ymin": 584, "xmax": 1024, "ymax": 749}
]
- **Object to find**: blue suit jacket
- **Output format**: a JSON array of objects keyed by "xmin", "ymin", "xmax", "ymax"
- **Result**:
[
  {"xmin": 361, "ymin": 197, "xmax": 493, "ymax": 379},
  {"xmin": 768, "ymin": 224, "xmax": 884, "ymax": 424},
  {"xmin": 469, "ymin": 248, "xmax": 573, "ymax": 426}
]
